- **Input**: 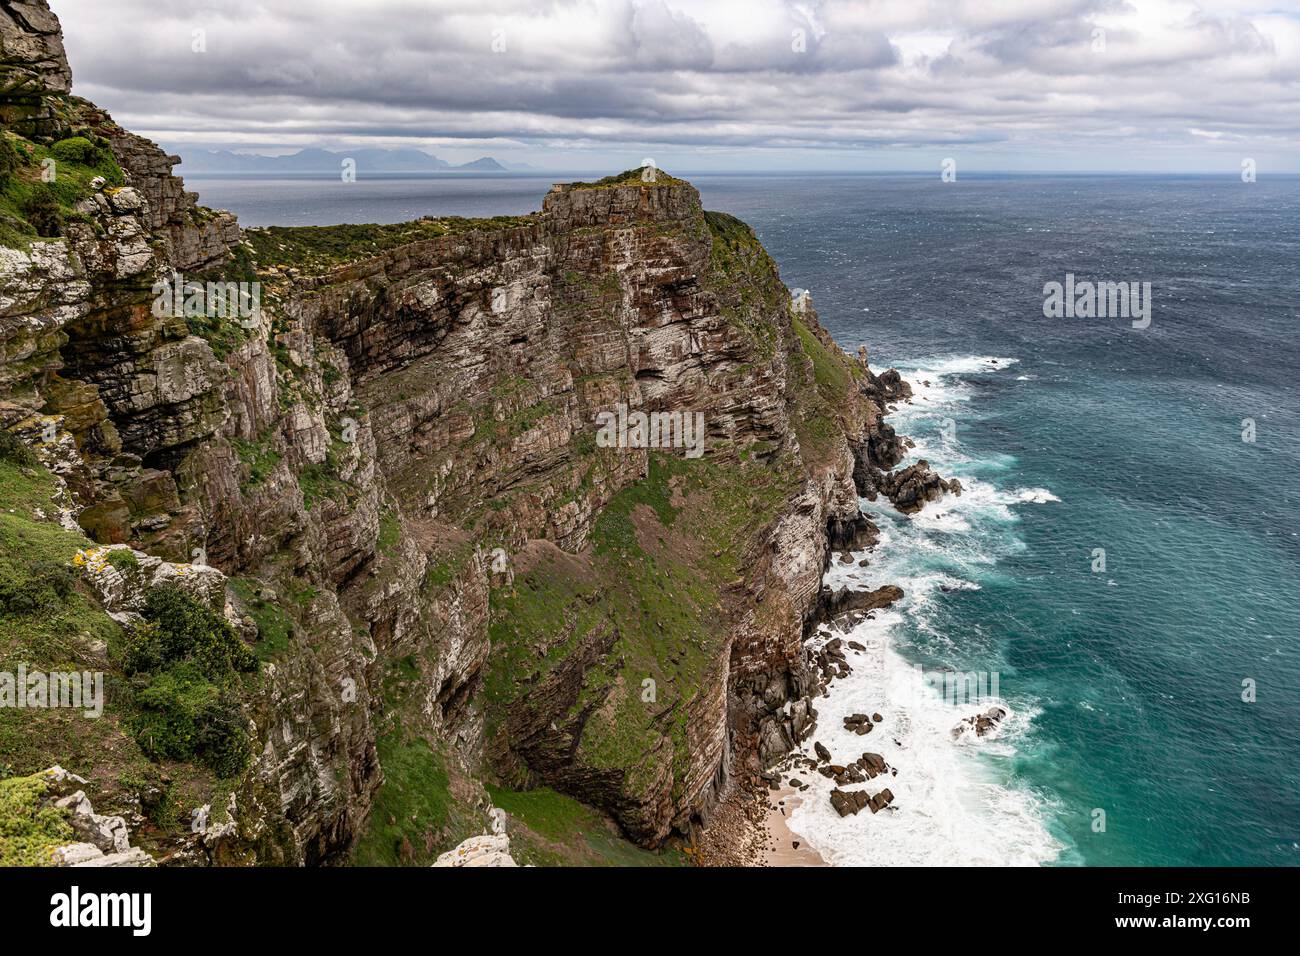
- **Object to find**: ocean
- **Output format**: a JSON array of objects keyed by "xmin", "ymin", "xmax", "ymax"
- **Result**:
[{"xmin": 188, "ymin": 171, "xmax": 1300, "ymax": 866}]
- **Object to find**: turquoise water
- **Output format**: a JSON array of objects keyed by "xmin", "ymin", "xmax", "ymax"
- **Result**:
[
  {"xmin": 196, "ymin": 171, "xmax": 1300, "ymax": 865},
  {"xmin": 700, "ymin": 174, "xmax": 1300, "ymax": 866}
]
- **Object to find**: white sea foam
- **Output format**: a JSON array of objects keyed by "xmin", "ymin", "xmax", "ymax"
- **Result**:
[
  {"xmin": 784, "ymin": 623, "xmax": 1062, "ymax": 866},
  {"xmin": 1015, "ymin": 487, "xmax": 1061, "ymax": 504},
  {"xmin": 785, "ymin": 355, "xmax": 1063, "ymax": 866}
]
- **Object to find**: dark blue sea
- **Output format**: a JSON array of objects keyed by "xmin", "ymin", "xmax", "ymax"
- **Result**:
[{"xmin": 189, "ymin": 171, "xmax": 1300, "ymax": 866}]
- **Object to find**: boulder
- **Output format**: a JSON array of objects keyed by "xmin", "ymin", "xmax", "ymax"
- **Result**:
[
  {"xmin": 844, "ymin": 713, "xmax": 874, "ymax": 735},
  {"xmin": 55, "ymin": 790, "xmax": 131, "ymax": 853},
  {"xmin": 952, "ymin": 706, "xmax": 1008, "ymax": 739},
  {"xmin": 829, "ymin": 789, "xmax": 872, "ymax": 817},
  {"xmin": 858, "ymin": 753, "xmax": 888, "ymax": 779},
  {"xmin": 817, "ymin": 584, "xmax": 904, "ymax": 627},
  {"xmin": 868, "ymin": 789, "xmax": 895, "ymax": 813}
]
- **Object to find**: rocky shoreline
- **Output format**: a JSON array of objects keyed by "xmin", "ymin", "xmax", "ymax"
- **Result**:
[{"xmin": 710, "ymin": 362, "xmax": 979, "ymax": 865}]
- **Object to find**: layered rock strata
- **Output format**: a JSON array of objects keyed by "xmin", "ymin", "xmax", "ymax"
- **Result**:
[{"xmin": 0, "ymin": 1, "xmax": 958, "ymax": 863}]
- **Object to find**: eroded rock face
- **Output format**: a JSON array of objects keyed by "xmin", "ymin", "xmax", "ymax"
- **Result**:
[
  {"xmin": 239, "ymin": 185, "xmax": 885, "ymax": 847},
  {"xmin": 81, "ymin": 108, "xmax": 242, "ymax": 272}
]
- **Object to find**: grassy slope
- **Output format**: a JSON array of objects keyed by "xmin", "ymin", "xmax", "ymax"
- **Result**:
[
  {"xmin": 484, "ymin": 453, "xmax": 797, "ymax": 791},
  {"xmin": 0, "ymin": 454, "xmax": 164, "ymax": 855},
  {"xmin": 350, "ymin": 654, "xmax": 490, "ymax": 867},
  {"xmin": 242, "ymin": 215, "xmax": 535, "ymax": 275},
  {"xmin": 486, "ymin": 783, "xmax": 687, "ymax": 866}
]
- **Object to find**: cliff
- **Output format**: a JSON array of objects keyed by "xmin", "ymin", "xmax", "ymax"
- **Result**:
[{"xmin": 1, "ymin": 2, "xmax": 928, "ymax": 865}]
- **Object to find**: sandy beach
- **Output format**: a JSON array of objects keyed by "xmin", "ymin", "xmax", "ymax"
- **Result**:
[{"xmin": 761, "ymin": 787, "xmax": 826, "ymax": 866}]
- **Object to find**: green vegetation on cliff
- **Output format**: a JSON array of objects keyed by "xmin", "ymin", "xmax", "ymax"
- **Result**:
[
  {"xmin": 243, "ymin": 214, "xmax": 536, "ymax": 274},
  {"xmin": 352, "ymin": 734, "xmax": 486, "ymax": 867},
  {"xmin": 704, "ymin": 211, "xmax": 786, "ymax": 360},
  {"xmin": 124, "ymin": 587, "xmax": 258, "ymax": 778},
  {"xmin": 566, "ymin": 166, "xmax": 688, "ymax": 189},
  {"xmin": 0, "ymin": 453, "xmax": 159, "ymax": 846},
  {"xmin": 0, "ymin": 130, "xmax": 125, "ymax": 250},
  {"xmin": 0, "ymin": 444, "xmax": 266, "ymax": 858},
  {"xmin": 484, "ymin": 449, "xmax": 800, "ymax": 822},
  {"xmin": 351, "ymin": 654, "xmax": 489, "ymax": 866}
]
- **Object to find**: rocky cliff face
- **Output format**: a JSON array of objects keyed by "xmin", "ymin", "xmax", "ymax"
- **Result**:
[
  {"xmin": 0, "ymin": 2, "xmax": 924, "ymax": 865},
  {"xmin": 0, "ymin": 0, "xmax": 70, "ymax": 138}
]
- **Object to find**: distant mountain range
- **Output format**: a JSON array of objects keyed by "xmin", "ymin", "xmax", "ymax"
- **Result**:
[{"xmin": 175, "ymin": 148, "xmax": 521, "ymax": 174}]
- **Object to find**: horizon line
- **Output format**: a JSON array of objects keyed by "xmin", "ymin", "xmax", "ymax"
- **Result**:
[{"xmin": 178, "ymin": 167, "xmax": 1300, "ymax": 178}]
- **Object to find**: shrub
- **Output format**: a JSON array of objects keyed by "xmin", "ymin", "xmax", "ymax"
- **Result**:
[
  {"xmin": 105, "ymin": 549, "xmax": 139, "ymax": 573},
  {"xmin": 0, "ymin": 430, "xmax": 36, "ymax": 467},
  {"xmin": 0, "ymin": 774, "xmax": 74, "ymax": 866},
  {"xmin": 20, "ymin": 184, "xmax": 61, "ymax": 237},
  {"xmin": 49, "ymin": 136, "xmax": 106, "ymax": 168},
  {"xmin": 130, "ymin": 585, "xmax": 258, "ymax": 681},
  {"xmin": 194, "ymin": 698, "xmax": 254, "ymax": 777},
  {"xmin": 130, "ymin": 666, "xmax": 252, "ymax": 778},
  {"xmin": 121, "ymin": 620, "xmax": 166, "ymax": 675},
  {"xmin": 125, "ymin": 586, "xmax": 258, "ymax": 779},
  {"xmin": 131, "ymin": 666, "xmax": 214, "ymax": 761},
  {"xmin": 0, "ymin": 559, "xmax": 76, "ymax": 616}
]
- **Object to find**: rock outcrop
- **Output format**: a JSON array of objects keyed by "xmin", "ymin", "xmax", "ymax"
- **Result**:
[
  {"xmin": 874, "ymin": 460, "xmax": 963, "ymax": 514},
  {"xmin": 0, "ymin": 0, "xmax": 71, "ymax": 136},
  {"xmin": 4, "ymin": 768, "xmax": 157, "ymax": 867},
  {"xmin": 432, "ymin": 834, "xmax": 518, "ymax": 867}
]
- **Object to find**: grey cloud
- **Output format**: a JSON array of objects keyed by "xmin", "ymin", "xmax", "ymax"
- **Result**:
[{"xmin": 48, "ymin": 0, "xmax": 1300, "ymax": 166}]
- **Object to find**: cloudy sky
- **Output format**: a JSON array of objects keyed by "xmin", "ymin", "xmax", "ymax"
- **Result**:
[{"xmin": 51, "ymin": 0, "xmax": 1300, "ymax": 172}]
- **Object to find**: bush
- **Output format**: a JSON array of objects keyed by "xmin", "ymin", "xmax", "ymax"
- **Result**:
[
  {"xmin": 124, "ymin": 586, "xmax": 258, "ymax": 779},
  {"xmin": 49, "ymin": 136, "xmax": 107, "ymax": 168},
  {"xmin": 0, "ymin": 774, "xmax": 75, "ymax": 866},
  {"xmin": 130, "ymin": 586, "xmax": 258, "ymax": 681},
  {"xmin": 0, "ymin": 559, "xmax": 76, "ymax": 616},
  {"xmin": 131, "ymin": 666, "xmax": 215, "ymax": 760},
  {"xmin": 194, "ymin": 698, "xmax": 255, "ymax": 777},
  {"xmin": 0, "ymin": 429, "xmax": 36, "ymax": 467},
  {"xmin": 20, "ymin": 184, "xmax": 61, "ymax": 237},
  {"xmin": 130, "ymin": 666, "xmax": 252, "ymax": 778},
  {"xmin": 105, "ymin": 549, "xmax": 139, "ymax": 573}
]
